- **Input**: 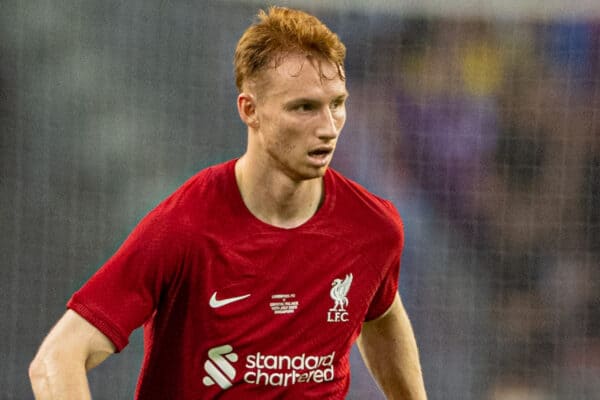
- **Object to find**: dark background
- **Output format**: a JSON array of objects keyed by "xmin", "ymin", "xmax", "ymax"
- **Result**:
[{"xmin": 2, "ymin": 1, "xmax": 599, "ymax": 399}]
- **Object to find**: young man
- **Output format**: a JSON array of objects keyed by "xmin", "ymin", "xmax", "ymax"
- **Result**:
[{"xmin": 29, "ymin": 7, "xmax": 427, "ymax": 400}]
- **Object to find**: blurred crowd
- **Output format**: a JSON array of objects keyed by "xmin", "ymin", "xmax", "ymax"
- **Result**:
[
  {"xmin": 2, "ymin": 2, "xmax": 599, "ymax": 399},
  {"xmin": 335, "ymin": 17, "xmax": 600, "ymax": 399}
]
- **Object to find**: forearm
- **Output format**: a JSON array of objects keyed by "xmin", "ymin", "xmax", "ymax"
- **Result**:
[
  {"xmin": 358, "ymin": 293, "xmax": 427, "ymax": 400},
  {"xmin": 377, "ymin": 314, "xmax": 426, "ymax": 400}
]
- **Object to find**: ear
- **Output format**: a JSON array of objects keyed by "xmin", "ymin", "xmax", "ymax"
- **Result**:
[{"xmin": 237, "ymin": 92, "xmax": 259, "ymax": 129}]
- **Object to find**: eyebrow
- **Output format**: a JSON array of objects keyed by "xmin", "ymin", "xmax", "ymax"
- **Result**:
[
  {"xmin": 285, "ymin": 93, "xmax": 349, "ymax": 107},
  {"xmin": 335, "ymin": 92, "xmax": 349, "ymax": 101}
]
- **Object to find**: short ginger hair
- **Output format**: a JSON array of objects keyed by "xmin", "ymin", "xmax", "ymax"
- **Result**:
[{"xmin": 234, "ymin": 6, "xmax": 346, "ymax": 92}]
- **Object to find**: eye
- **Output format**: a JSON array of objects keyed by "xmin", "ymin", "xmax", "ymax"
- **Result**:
[
  {"xmin": 296, "ymin": 103, "xmax": 315, "ymax": 112},
  {"xmin": 330, "ymin": 97, "xmax": 346, "ymax": 110}
]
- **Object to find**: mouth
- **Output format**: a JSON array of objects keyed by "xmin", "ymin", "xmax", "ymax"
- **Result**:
[
  {"xmin": 308, "ymin": 148, "xmax": 332, "ymax": 157},
  {"xmin": 307, "ymin": 147, "xmax": 334, "ymax": 166}
]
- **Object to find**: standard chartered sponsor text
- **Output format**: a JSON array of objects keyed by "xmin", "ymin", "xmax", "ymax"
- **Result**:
[{"xmin": 244, "ymin": 351, "xmax": 336, "ymax": 386}]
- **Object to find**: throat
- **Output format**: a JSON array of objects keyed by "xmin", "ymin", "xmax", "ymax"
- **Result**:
[
  {"xmin": 266, "ymin": 184, "xmax": 324, "ymax": 228},
  {"xmin": 235, "ymin": 158, "xmax": 325, "ymax": 229}
]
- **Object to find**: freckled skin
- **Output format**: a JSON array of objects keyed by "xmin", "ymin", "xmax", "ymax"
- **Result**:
[{"xmin": 251, "ymin": 53, "xmax": 348, "ymax": 182}]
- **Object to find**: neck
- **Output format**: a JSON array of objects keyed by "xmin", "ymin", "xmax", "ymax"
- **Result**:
[{"xmin": 235, "ymin": 155, "xmax": 324, "ymax": 229}]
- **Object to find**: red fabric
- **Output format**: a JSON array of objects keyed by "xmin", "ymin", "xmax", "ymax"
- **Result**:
[{"xmin": 68, "ymin": 159, "xmax": 403, "ymax": 399}]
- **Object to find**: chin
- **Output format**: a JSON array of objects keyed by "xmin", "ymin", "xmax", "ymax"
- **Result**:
[
  {"xmin": 282, "ymin": 158, "xmax": 331, "ymax": 182},
  {"xmin": 304, "ymin": 165, "xmax": 329, "ymax": 180}
]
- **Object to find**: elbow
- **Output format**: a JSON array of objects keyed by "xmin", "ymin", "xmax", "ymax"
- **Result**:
[{"xmin": 29, "ymin": 355, "xmax": 48, "ymax": 394}]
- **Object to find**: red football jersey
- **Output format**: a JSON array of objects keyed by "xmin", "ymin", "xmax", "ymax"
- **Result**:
[{"xmin": 68, "ymin": 159, "xmax": 403, "ymax": 399}]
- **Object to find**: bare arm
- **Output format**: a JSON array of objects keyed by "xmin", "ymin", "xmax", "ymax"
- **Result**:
[
  {"xmin": 29, "ymin": 310, "xmax": 116, "ymax": 400},
  {"xmin": 357, "ymin": 293, "xmax": 427, "ymax": 400}
]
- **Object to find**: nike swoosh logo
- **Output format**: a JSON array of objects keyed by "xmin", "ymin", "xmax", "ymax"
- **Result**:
[{"xmin": 209, "ymin": 292, "xmax": 251, "ymax": 308}]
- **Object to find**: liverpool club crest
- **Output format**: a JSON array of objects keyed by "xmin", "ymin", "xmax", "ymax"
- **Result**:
[{"xmin": 327, "ymin": 273, "xmax": 353, "ymax": 322}]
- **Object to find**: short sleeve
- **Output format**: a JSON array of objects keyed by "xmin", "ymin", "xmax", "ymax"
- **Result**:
[
  {"xmin": 67, "ymin": 206, "xmax": 182, "ymax": 352},
  {"xmin": 364, "ymin": 254, "xmax": 400, "ymax": 321},
  {"xmin": 364, "ymin": 201, "xmax": 403, "ymax": 321}
]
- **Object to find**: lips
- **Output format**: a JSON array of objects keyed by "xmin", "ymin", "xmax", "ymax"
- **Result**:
[
  {"xmin": 308, "ymin": 147, "xmax": 333, "ymax": 157},
  {"xmin": 307, "ymin": 147, "xmax": 334, "ymax": 167}
]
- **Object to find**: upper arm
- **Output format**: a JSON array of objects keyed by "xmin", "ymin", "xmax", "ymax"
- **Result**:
[
  {"xmin": 357, "ymin": 293, "xmax": 427, "ymax": 400},
  {"xmin": 358, "ymin": 292, "xmax": 404, "ymax": 349},
  {"xmin": 357, "ymin": 292, "xmax": 405, "ymax": 377},
  {"xmin": 35, "ymin": 310, "xmax": 116, "ymax": 371}
]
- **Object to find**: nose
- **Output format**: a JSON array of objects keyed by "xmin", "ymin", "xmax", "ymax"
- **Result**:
[{"xmin": 317, "ymin": 107, "xmax": 342, "ymax": 141}]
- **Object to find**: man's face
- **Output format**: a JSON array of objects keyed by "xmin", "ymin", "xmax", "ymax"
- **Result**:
[{"xmin": 251, "ymin": 53, "xmax": 348, "ymax": 181}]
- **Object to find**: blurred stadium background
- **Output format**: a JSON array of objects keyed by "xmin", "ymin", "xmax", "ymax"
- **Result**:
[{"xmin": 1, "ymin": 1, "xmax": 599, "ymax": 399}]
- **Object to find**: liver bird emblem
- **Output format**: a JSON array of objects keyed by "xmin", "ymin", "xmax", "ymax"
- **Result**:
[{"xmin": 330, "ymin": 273, "xmax": 353, "ymax": 311}]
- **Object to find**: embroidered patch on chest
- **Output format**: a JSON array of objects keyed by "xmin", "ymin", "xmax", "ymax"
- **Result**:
[
  {"xmin": 270, "ymin": 293, "xmax": 299, "ymax": 315},
  {"xmin": 327, "ymin": 273, "xmax": 353, "ymax": 322}
]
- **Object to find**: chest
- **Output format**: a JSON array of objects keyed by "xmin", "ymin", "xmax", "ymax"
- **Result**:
[
  {"xmin": 172, "ymin": 232, "xmax": 382, "ymax": 349},
  {"xmin": 141, "ymin": 227, "xmax": 390, "ymax": 397}
]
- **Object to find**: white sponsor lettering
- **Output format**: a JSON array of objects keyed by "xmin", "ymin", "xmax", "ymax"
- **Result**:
[
  {"xmin": 244, "ymin": 351, "xmax": 336, "ymax": 386},
  {"xmin": 203, "ymin": 345, "xmax": 337, "ymax": 390},
  {"xmin": 244, "ymin": 366, "xmax": 335, "ymax": 386}
]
